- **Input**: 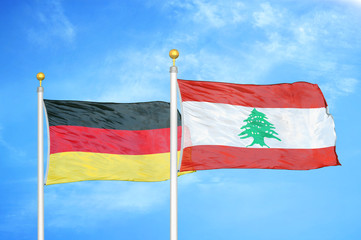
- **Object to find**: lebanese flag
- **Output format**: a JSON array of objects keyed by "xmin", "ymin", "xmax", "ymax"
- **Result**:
[{"xmin": 177, "ymin": 79, "xmax": 340, "ymax": 172}]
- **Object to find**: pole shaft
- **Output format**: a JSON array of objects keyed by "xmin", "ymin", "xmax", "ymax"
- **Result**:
[
  {"xmin": 170, "ymin": 66, "xmax": 178, "ymax": 240},
  {"xmin": 37, "ymin": 87, "xmax": 44, "ymax": 240}
]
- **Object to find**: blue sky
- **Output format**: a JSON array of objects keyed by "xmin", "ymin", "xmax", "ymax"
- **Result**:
[{"xmin": 1, "ymin": 0, "xmax": 361, "ymax": 239}]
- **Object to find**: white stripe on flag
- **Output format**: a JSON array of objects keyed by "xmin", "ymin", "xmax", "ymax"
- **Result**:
[{"xmin": 182, "ymin": 101, "xmax": 336, "ymax": 149}]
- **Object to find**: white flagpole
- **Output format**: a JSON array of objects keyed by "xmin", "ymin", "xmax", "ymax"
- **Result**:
[
  {"xmin": 169, "ymin": 49, "xmax": 179, "ymax": 240},
  {"xmin": 37, "ymin": 72, "xmax": 45, "ymax": 240}
]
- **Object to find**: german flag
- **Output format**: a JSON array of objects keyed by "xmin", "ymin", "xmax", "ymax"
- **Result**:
[{"xmin": 44, "ymin": 100, "xmax": 184, "ymax": 185}]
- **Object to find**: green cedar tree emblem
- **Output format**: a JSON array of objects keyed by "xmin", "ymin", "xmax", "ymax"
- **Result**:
[{"xmin": 238, "ymin": 108, "xmax": 281, "ymax": 148}]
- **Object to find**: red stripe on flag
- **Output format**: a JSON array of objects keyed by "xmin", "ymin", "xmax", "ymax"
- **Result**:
[
  {"xmin": 180, "ymin": 145, "xmax": 340, "ymax": 171},
  {"xmin": 49, "ymin": 125, "xmax": 182, "ymax": 155},
  {"xmin": 178, "ymin": 79, "xmax": 327, "ymax": 108}
]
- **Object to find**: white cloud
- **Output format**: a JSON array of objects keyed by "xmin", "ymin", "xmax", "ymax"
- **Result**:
[
  {"xmin": 55, "ymin": 1, "xmax": 360, "ymax": 105},
  {"xmin": 320, "ymin": 77, "xmax": 359, "ymax": 108},
  {"xmin": 332, "ymin": 0, "xmax": 361, "ymax": 7},
  {"xmin": 181, "ymin": 51, "xmax": 247, "ymax": 83},
  {"xmin": 179, "ymin": 172, "xmax": 299, "ymax": 226},
  {"xmin": 95, "ymin": 47, "xmax": 171, "ymax": 103},
  {"xmin": 247, "ymin": 3, "xmax": 361, "ymax": 90},
  {"xmin": 0, "ymin": 126, "xmax": 26, "ymax": 158},
  {"xmin": 192, "ymin": 0, "xmax": 245, "ymax": 27},
  {"xmin": 27, "ymin": 0, "xmax": 75, "ymax": 45},
  {"xmin": 45, "ymin": 181, "xmax": 169, "ymax": 228},
  {"xmin": 178, "ymin": 172, "xmax": 202, "ymax": 186},
  {"xmin": 337, "ymin": 78, "xmax": 358, "ymax": 93},
  {"xmin": 253, "ymin": 2, "xmax": 283, "ymax": 28},
  {"xmin": 0, "ymin": 200, "xmax": 36, "ymax": 235},
  {"xmin": 0, "ymin": 179, "xmax": 169, "ymax": 232},
  {"xmin": 164, "ymin": 0, "xmax": 246, "ymax": 28}
]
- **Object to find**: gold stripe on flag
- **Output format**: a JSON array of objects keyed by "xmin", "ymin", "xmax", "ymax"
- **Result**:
[{"xmin": 46, "ymin": 151, "xmax": 191, "ymax": 185}]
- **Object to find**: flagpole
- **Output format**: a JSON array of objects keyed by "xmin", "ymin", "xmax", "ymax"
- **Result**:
[
  {"xmin": 169, "ymin": 49, "xmax": 179, "ymax": 240},
  {"xmin": 37, "ymin": 72, "xmax": 45, "ymax": 240}
]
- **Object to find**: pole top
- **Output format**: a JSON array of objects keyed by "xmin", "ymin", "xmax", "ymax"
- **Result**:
[
  {"xmin": 169, "ymin": 49, "xmax": 179, "ymax": 66},
  {"xmin": 36, "ymin": 72, "xmax": 45, "ymax": 86}
]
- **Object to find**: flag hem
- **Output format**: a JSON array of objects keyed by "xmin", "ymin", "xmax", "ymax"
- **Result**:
[
  {"xmin": 43, "ymin": 100, "xmax": 51, "ymax": 186},
  {"xmin": 177, "ymin": 80, "xmax": 185, "ymax": 172}
]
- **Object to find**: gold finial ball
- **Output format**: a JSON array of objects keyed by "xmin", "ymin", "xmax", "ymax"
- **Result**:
[
  {"xmin": 169, "ymin": 49, "xmax": 179, "ymax": 60},
  {"xmin": 36, "ymin": 72, "xmax": 45, "ymax": 81}
]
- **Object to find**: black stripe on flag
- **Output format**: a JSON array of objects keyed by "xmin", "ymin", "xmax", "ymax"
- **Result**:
[{"xmin": 44, "ymin": 100, "xmax": 181, "ymax": 130}]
